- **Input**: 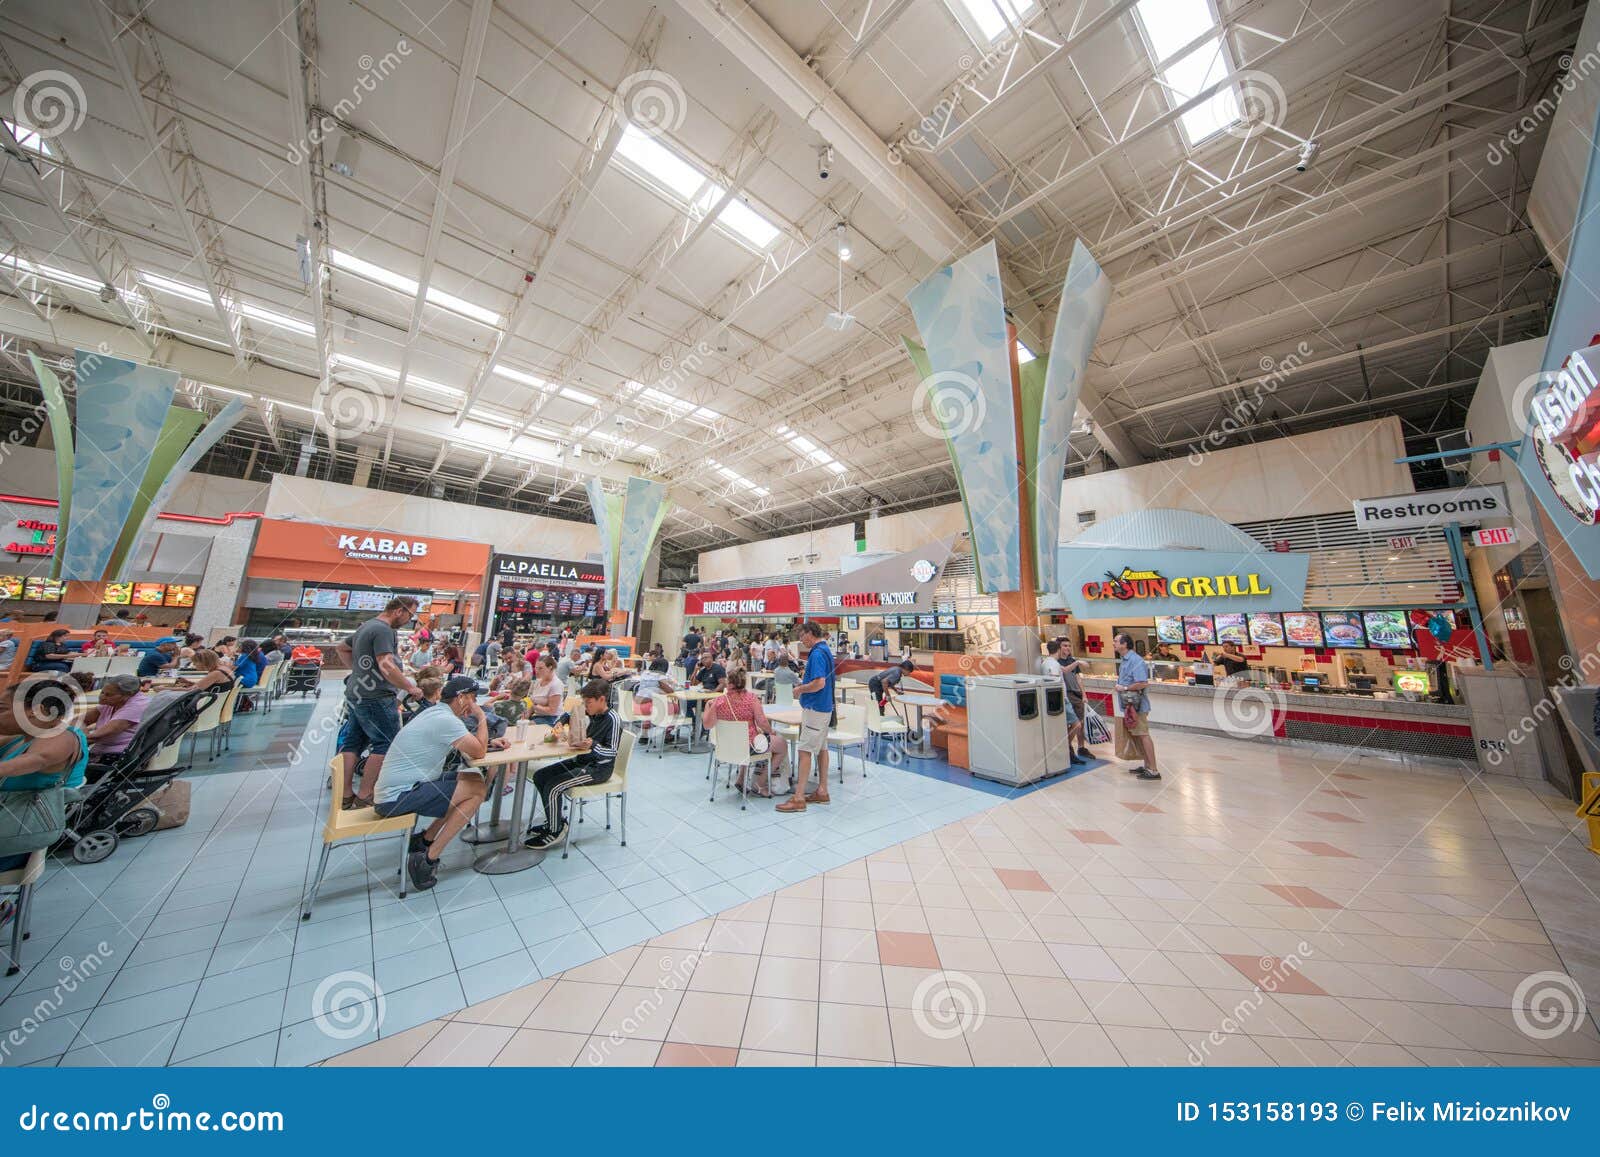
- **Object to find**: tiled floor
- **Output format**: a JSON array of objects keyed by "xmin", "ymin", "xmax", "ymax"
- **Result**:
[
  {"xmin": 327, "ymin": 732, "xmax": 1600, "ymax": 1068},
  {"xmin": 0, "ymin": 684, "xmax": 998, "ymax": 1066}
]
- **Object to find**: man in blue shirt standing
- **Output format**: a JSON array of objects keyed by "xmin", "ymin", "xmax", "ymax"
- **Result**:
[
  {"xmin": 1113, "ymin": 632, "xmax": 1160, "ymax": 780},
  {"xmin": 778, "ymin": 620, "xmax": 834, "ymax": 813}
]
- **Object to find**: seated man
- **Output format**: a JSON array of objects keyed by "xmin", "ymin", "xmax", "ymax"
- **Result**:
[
  {"xmin": 136, "ymin": 640, "xmax": 179, "ymax": 678},
  {"xmin": 83, "ymin": 674, "xmax": 149, "ymax": 763},
  {"xmin": 372, "ymin": 675, "xmax": 506, "ymax": 891},
  {"xmin": 695, "ymin": 647, "xmax": 727, "ymax": 692},
  {"xmin": 523, "ymin": 678, "xmax": 620, "ymax": 850}
]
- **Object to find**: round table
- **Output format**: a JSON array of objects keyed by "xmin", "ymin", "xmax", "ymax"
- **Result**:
[
  {"xmin": 671, "ymin": 688, "xmax": 724, "ymax": 753},
  {"xmin": 894, "ymin": 692, "xmax": 946, "ymax": 759}
]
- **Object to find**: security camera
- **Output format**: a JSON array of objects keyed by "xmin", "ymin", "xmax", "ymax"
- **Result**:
[
  {"xmin": 818, "ymin": 144, "xmax": 834, "ymax": 181},
  {"xmin": 98, "ymin": 283, "xmax": 117, "ymax": 304},
  {"xmin": 1295, "ymin": 140, "xmax": 1320, "ymax": 172}
]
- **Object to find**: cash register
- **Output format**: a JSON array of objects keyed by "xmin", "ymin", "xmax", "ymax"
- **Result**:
[{"xmin": 1296, "ymin": 673, "xmax": 1323, "ymax": 693}]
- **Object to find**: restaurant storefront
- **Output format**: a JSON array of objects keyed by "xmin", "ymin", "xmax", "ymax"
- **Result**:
[
  {"xmin": 484, "ymin": 552, "xmax": 607, "ymax": 641},
  {"xmin": 242, "ymin": 518, "xmax": 491, "ymax": 651},
  {"xmin": 681, "ymin": 582, "xmax": 803, "ymax": 636}
]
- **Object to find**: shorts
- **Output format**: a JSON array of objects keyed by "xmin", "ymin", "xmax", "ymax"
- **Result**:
[
  {"xmin": 1124, "ymin": 710, "xmax": 1150, "ymax": 737},
  {"xmin": 338, "ymin": 698, "xmax": 402, "ymax": 756},
  {"xmin": 797, "ymin": 707, "xmax": 831, "ymax": 754},
  {"xmin": 374, "ymin": 771, "xmax": 477, "ymax": 818},
  {"xmin": 1067, "ymin": 691, "xmax": 1085, "ymax": 721}
]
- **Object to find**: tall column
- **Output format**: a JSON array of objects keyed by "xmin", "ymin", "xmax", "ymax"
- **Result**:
[
  {"xmin": 191, "ymin": 519, "xmax": 257, "ymax": 635},
  {"xmin": 58, "ymin": 581, "xmax": 105, "ymax": 628},
  {"xmin": 996, "ymin": 323, "xmax": 1040, "ymax": 675}
]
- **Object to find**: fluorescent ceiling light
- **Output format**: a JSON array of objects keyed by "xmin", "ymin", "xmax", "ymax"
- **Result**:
[
  {"xmin": 15, "ymin": 258, "xmax": 120, "ymax": 296},
  {"xmin": 240, "ymin": 302, "xmax": 314, "ymax": 336},
  {"xmin": 139, "ymin": 270, "xmax": 214, "ymax": 306},
  {"xmin": 492, "ymin": 365, "xmax": 550, "ymax": 389},
  {"xmin": 202, "ymin": 384, "xmax": 251, "ymax": 397},
  {"xmin": 329, "ymin": 353, "xmax": 463, "ymax": 399},
  {"xmin": 950, "ymin": 0, "xmax": 1036, "ymax": 42},
  {"xmin": 560, "ymin": 386, "xmax": 598, "ymax": 405},
  {"xmin": 140, "ymin": 271, "xmax": 315, "ymax": 336},
  {"xmin": 1134, "ymin": 0, "xmax": 1240, "ymax": 145},
  {"xmin": 3, "ymin": 119, "xmax": 52, "ymax": 156},
  {"xmin": 614, "ymin": 125, "xmax": 782, "ymax": 251},
  {"xmin": 637, "ymin": 384, "xmax": 723, "ymax": 425},
  {"xmin": 328, "ymin": 249, "xmax": 501, "ymax": 327}
]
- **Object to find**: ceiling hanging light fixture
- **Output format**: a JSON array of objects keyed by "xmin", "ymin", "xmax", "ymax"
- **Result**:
[{"xmin": 824, "ymin": 222, "xmax": 855, "ymax": 332}]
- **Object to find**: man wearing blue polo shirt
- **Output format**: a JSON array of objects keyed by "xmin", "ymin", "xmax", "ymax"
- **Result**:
[
  {"xmin": 777, "ymin": 620, "xmax": 834, "ymax": 813},
  {"xmin": 1114, "ymin": 632, "xmax": 1160, "ymax": 780}
]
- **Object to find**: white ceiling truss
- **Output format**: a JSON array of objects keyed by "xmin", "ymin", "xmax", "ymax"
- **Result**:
[{"xmin": 0, "ymin": 0, "xmax": 1579, "ymax": 567}]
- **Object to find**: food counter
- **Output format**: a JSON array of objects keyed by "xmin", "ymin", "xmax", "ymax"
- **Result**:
[{"xmin": 1080, "ymin": 675, "xmax": 1474, "ymax": 762}]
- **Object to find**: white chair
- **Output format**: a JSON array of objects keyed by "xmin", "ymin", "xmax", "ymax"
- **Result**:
[
  {"xmin": 214, "ymin": 682, "xmax": 246, "ymax": 755},
  {"xmin": 709, "ymin": 719, "xmax": 772, "ymax": 810},
  {"xmin": 0, "ymin": 849, "xmax": 45, "ymax": 976},
  {"xmin": 773, "ymin": 682, "xmax": 795, "ymax": 707},
  {"xmin": 561, "ymin": 730, "xmax": 634, "ymax": 858},
  {"xmin": 104, "ymin": 655, "xmax": 142, "ymax": 678},
  {"xmin": 186, "ymin": 681, "xmax": 233, "ymax": 761},
  {"xmin": 828, "ymin": 702, "xmax": 869, "ymax": 784},
  {"xmin": 866, "ymin": 708, "xmax": 909, "ymax": 762},
  {"xmin": 71, "ymin": 655, "xmax": 111, "ymax": 677}
]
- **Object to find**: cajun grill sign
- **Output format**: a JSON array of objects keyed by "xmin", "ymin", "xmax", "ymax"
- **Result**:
[
  {"xmin": 1080, "ymin": 566, "xmax": 1274, "ymax": 603},
  {"xmin": 1053, "ymin": 547, "xmax": 1308, "ymax": 618}
]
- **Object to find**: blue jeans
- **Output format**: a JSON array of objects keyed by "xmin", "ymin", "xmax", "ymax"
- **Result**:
[
  {"xmin": 338, "ymin": 699, "xmax": 402, "ymax": 756},
  {"xmin": 374, "ymin": 772, "xmax": 463, "ymax": 819}
]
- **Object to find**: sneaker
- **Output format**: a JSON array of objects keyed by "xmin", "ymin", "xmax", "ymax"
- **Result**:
[
  {"xmin": 1126, "ymin": 765, "xmax": 1146, "ymax": 775},
  {"xmin": 1069, "ymin": 753, "xmax": 1086, "ymax": 766},
  {"xmin": 1134, "ymin": 768, "xmax": 1163, "ymax": 780},
  {"xmin": 1076, "ymin": 747, "xmax": 1093, "ymax": 759},
  {"xmin": 408, "ymin": 831, "xmax": 431, "ymax": 856},
  {"xmin": 524, "ymin": 828, "xmax": 564, "ymax": 850},
  {"xmin": 406, "ymin": 850, "xmax": 439, "ymax": 891}
]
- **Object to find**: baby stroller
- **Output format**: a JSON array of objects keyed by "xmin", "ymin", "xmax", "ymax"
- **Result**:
[
  {"xmin": 58, "ymin": 686, "xmax": 221, "ymax": 864},
  {"xmin": 285, "ymin": 645, "xmax": 324, "ymax": 698}
]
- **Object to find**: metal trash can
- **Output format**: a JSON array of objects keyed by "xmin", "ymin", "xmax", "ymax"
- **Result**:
[
  {"xmin": 967, "ymin": 675, "xmax": 1055, "ymax": 785},
  {"xmin": 1042, "ymin": 682, "xmax": 1074, "ymax": 776}
]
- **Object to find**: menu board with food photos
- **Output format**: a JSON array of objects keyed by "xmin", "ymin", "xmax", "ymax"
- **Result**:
[
  {"xmin": 1182, "ymin": 615, "xmax": 1216, "ymax": 645},
  {"xmin": 1247, "ymin": 612, "xmax": 1285, "ymax": 646},
  {"xmin": 102, "ymin": 581, "xmax": 133, "ymax": 605},
  {"xmin": 23, "ymin": 577, "xmax": 63, "ymax": 601},
  {"xmin": 882, "ymin": 614, "xmax": 900, "ymax": 629},
  {"xmin": 1320, "ymin": 611, "xmax": 1366, "ymax": 648},
  {"xmin": 163, "ymin": 584, "xmax": 197, "ymax": 608},
  {"xmin": 300, "ymin": 586, "xmax": 347, "ymax": 610},
  {"xmin": 1361, "ymin": 609, "xmax": 1411, "ymax": 649},
  {"xmin": 1282, "ymin": 612, "xmax": 1324, "ymax": 647},
  {"xmin": 936, "ymin": 613, "xmax": 957, "ymax": 630},
  {"xmin": 1213, "ymin": 612, "xmax": 1248, "ymax": 646},
  {"xmin": 0, "ymin": 575, "xmax": 23, "ymax": 600},
  {"xmin": 345, "ymin": 589, "xmax": 389, "ymax": 612},
  {"xmin": 131, "ymin": 582, "xmax": 166, "ymax": 606},
  {"xmin": 1154, "ymin": 615, "xmax": 1185, "ymax": 644}
]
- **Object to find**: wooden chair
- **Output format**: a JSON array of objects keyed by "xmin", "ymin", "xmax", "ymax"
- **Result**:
[
  {"xmin": 0, "ymin": 849, "xmax": 45, "ymax": 976},
  {"xmin": 302, "ymin": 757, "xmax": 418, "ymax": 919},
  {"xmin": 561, "ymin": 730, "xmax": 635, "ymax": 858}
]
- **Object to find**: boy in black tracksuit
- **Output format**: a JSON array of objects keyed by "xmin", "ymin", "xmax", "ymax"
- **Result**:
[{"xmin": 524, "ymin": 678, "xmax": 620, "ymax": 849}]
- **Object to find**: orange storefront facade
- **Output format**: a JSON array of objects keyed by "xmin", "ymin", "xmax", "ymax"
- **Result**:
[{"xmin": 246, "ymin": 519, "xmax": 492, "ymax": 619}]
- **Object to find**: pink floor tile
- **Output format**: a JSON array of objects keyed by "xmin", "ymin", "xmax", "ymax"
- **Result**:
[
  {"xmin": 1320, "ymin": 788, "xmax": 1366, "ymax": 800},
  {"xmin": 655, "ymin": 1042, "xmax": 739, "ymax": 1066},
  {"xmin": 876, "ymin": 930, "xmax": 942, "ymax": 969},
  {"xmin": 993, "ymin": 868, "xmax": 1052, "ymax": 892},
  {"xmin": 1070, "ymin": 829, "xmax": 1120, "ymax": 846},
  {"xmin": 1289, "ymin": 840, "xmax": 1356, "ymax": 858},
  {"xmin": 1120, "ymin": 802, "xmax": 1163, "ymax": 814},
  {"xmin": 1263, "ymin": 884, "xmax": 1343, "ymax": 910},
  {"xmin": 1308, "ymin": 810, "xmax": 1361, "ymax": 823}
]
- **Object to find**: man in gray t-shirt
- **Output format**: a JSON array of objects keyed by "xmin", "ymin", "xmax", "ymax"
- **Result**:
[{"xmin": 334, "ymin": 596, "xmax": 424, "ymax": 805}]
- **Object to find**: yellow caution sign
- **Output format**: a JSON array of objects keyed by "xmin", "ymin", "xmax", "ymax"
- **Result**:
[{"xmin": 1579, "ymin": 773, "xmax": 1600, "ymax": 857}]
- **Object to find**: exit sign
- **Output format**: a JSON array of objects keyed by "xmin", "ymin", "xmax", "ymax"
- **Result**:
[
  {"xmin": 1388, "ymin": 535, "xmax": 1417, "ymax": 551},
  {"xmin": 1473, "ymin": 527, "xmax": 1518, "ymax": 547}
]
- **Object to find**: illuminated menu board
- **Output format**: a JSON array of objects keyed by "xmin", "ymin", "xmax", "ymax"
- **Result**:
[
  {"xmin": 0, "ymin": 575, "xmax": 23, "ymax": 600},
  {"xmin": 103, "ymin": 582, "xmax": 133, "ymax": 605},
  {"xmin": 1182, "ymin": 615, "xmax": 1215, "ymax": 645},
  {"xmin": 163, "ymin": 584, "xmax": 197, "ymax": 608},
  {"xmin": 1246, "ymin": 612, "xmax": 1285, "ymax": 646},
  {"xmin": 1320, "ymin": 611, "xmax": 1365, "ymax": 648},
  {"xmin": 132, "ymin": 582, "xmax": 166, "ymax": 606},
  {"xmin": 23, "ymin": 577, "xmax": 63, "ymax": 601},
  {"xmin": 1213, "ymin": 612, "xmax": 1248, "ymax": 646},
  {"xmin": 1282, "ymin": 612, "xmax": 1324, "ymax": 647}
]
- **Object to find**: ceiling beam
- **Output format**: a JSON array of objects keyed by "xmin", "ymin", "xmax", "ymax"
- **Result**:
[{"xmin": 394, "ymin": 0, "xmax": 494, "ymax": 410}]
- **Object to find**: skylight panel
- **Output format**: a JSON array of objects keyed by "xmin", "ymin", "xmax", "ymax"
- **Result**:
[
  {"xmin": 560, "ymin": 386, "xmax": 598, "ymax": 405},
  {"xmin": 329, "ymin": 249, "xmax": 501, "ymax": 327},
  {"xmin": 139, "ymin": 271, "xmax": 213, "ymax": 305},
  {"xmin": 140, "ymin": 271, "xmax": 314, "ymax": 336},
  {"xmin": 1015, "ymin": 342, "xmax": 1036, "ymax": 365},
  {"xmin": 240, "ymin": 302, "xmax": 315, "ymax": 336},
  {"xmin": 773, "ymin": 427, "xmax": 847, "ymax": 476},
  {"xmin": 492, "ymin": 365, "xmax": 550, "ymax": 389},
  {"xmin": 950, "ymin": 0, "xmax": 1037, "ymax": 42},
  {"xmin": 614, "ymin": 125, "xmax": 782, "ymax": 251},
  {"xmin": 3, "ymin": 119, "xmax": 52, "ymax": 156},
  {"xmin": 709, "ymin": 459, "xmax": 771, "ymax": 498},
  {"xmin": 329, "ymin": 353, "xmax": 463, "ymax": 399},
  {"xmin": 1132, "ymin": 0, "xmax": 1241, "ymax": 145}
]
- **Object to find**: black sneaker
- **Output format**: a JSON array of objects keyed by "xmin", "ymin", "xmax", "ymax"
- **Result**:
[
  {"xmin": 406, "ymin": 850, "xmax": 439, "ymax": 891},
  {"xmin": 1134, "ymin": 768, "xmax": 1163, "ymax": 780},
  {"xmin": 1076, "ymin": 747, "xmax": 1093, "ymax": 759},
  {"xmin": 524, "ymin": 827, "xmax": 564, "ymax": 850},
  {"xmin": 408, "ymin": 831, "xmax": 432, "ymax": 856},
  {"xmin": 1069, "ymin": 753, "xmax": 1087, "ymax": 765},
  {"xmin": 1126, "ymin": 765, "xmax": 1146, "ymax": 774}
]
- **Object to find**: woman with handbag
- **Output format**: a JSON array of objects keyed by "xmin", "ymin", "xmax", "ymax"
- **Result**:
[
  {"xmin": 703, "ymin": 668, "xmax": 785, "ymax": 797},
  {"xmin": 0, "ymin": 675, "xmax": 90, "ymax": 874}
]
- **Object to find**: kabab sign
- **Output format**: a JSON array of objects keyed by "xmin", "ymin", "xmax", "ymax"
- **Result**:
[
  {"xmin": 338, "ymin": 534, "xmax": 429, "ymax": 564},
  {"xmin": 1351, "ymin": 485, "xmax": 1510, "ymax": 531}
]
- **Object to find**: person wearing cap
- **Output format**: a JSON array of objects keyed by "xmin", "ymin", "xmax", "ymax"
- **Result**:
[
  {"xmin": 372, "ymin": 675, "xmax": 506, "ymax": 891},
  {"xmin": 868, "ymin": 659, "xmax": 914, "ymax": 716}
]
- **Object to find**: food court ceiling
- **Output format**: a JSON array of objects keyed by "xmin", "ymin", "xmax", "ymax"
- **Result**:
[{"xmin": 0, "ymin": 0, "xmax": 1577, "ymax": 567}]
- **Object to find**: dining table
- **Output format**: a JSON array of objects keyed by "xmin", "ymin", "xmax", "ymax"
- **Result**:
[
  {"xmin": 894, "ymin": 692, "xmax": 946, "ymax": 759},
  {"xmin": 671, "ymin": 687, "xmax": 724, "ymax": 753},
  {"xmin": 466, "ymin": 724, "xmax": 586, "ymax": 874}
]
